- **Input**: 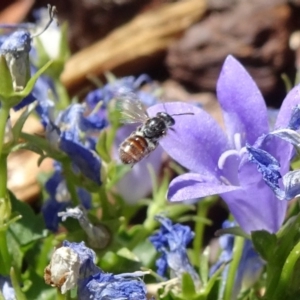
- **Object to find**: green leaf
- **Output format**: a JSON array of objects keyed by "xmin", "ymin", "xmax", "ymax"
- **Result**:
[
  {"xmin": 24, "ymin": 268, "xmax": 56, "ymax": 300},
  {"xmin": 251, "ymin": 230, "xmax": 277, "ymax": 261},
  {"xmin": 0, "ymin": 55, "xmax": 14, "ymax": 99},
  {"xmin": 182, "ymin": 273, "xmax": 196, "ymax": 297},
  {"xmin": 8, "ymin": 192, "xmax": 46, "ymax": 246}
]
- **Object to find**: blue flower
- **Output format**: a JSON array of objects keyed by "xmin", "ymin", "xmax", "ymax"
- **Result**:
[
  {"xmin": 149, "ymin": 216, "xmax": 199, "ymax": 284},
  {"xmin": 0, "ymin": 276, "xmax": 15, "ymax": 300},
  {"xmin": 210, "ymin": 221, "xmax": 264, "ymax": 300},
  {"xmin": 85, "ymin": 74, "xmax": 155, "ymax": 107},
  {"xmin": 78, "ymin": 272, "xmax": 147, "ymax": 300},
  {"xmin": 47, "ymin": 240, "xmax": 148, "ymax": 298},
  {"xmin": 42, "ymin": 163, "xmax": 91, "ymax": 231},
  {"xmin": 62, "ymin": 241, "xmax": 101, "ymax": 278}
]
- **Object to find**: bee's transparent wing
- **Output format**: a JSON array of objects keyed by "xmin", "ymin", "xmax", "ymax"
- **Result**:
[{"xmin": 115, "ymin": 93, "xmax": 149, "ymax": 124}]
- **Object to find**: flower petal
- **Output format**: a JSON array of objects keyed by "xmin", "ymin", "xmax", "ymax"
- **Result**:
[
  {"xmin": 283, "ymin": 170, "xmax": 300, "ymax": 200},
  {"xmin": 246, "ymin": 145, "xmax": 285, "ymax": 200},
  {"xmin": 167, "ymin": 173, "xmax": 240, "ymax": 202},
  {"xmin": 275, "ymin": 84, "xmax": 300, "ymax": 129},
  {"xmin": 222, "ymin": 159, "xmax": 287, "ymax": 233},
  {"xmin": 147, "ymin": 102, "xmax": 229, "ymax": 174},
  {"xmin": 217, "ymin": 55, "xmax": 269, "ymax": 146}
]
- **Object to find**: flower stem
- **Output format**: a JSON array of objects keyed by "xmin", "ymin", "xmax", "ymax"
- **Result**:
[
  {"xmin": 62, "ymin": 161, "xmax": 80, "ymax": 206},
  {"xmin": 271, "ymin": 240, "xmax": 300, "ymax": 299},
  {"xmin": 65, "ymin": 175, "xmax": 80, "ymax": 206},
  {"xmin": 0, "ymin": 106, "xmax": 10, "ymax": 157},
  {"xmin": 0, "ymin": 231, "xmax": 10, "ymax": 275},
  {"xmin": 55, "ymin": 289, "xmax": 65, "ymax": 300},
  {"xmin": 193, "ymin": 200, "xmax": 209, "ymax": 268},
  {"xmin": 0, "ymin": 152, "xmax": 10, "ymax": 275},
  {"xmin": 223, "ymin": 236, "xmax": 244, "ymax": 300}
]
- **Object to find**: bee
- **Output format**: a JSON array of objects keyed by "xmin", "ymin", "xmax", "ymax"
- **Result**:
[{"xmin": 116, "ymin": 93, "xmax": 193, "ymax": 166}]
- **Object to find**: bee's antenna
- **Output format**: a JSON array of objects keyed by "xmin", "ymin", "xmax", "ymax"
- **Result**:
[
  {"xmin": 31, "ymin": 5, "xmax": 57, "ymax": 38},
  {"xmin": 162, "ymin": 101, "xmax": 194, "ymax": 116},
  {"xmin": 163, "ymin": 102, "xmax": 167, "ymax": 113},
  {"xmin": 171, "ymin": 112, "xmax": 194, "ymax": 116}
]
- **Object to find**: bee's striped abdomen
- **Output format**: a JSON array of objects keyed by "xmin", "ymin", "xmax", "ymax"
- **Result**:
[{"xmin": 119, "ymin": 135, "xmax": 149, "ymax": 165}]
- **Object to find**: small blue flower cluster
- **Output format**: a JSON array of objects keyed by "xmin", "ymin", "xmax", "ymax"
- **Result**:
[{"xmin": 46, "ymin": 241, "xmax": 148, "ymax": 299}]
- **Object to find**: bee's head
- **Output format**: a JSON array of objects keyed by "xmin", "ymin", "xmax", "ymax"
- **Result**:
[{"xmin": 157, "ymin": 112, "xmax": 175, "ymax": 127}]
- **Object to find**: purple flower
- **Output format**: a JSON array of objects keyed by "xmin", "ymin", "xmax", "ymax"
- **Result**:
[
  {"xmin": 210, "ymin": 221, "xmax": 264, "ymax": 300},
  {"xmin": 78, "ymin": 272, "xmax": 147, "ymax": 300},
  {"xmin": 0, "ymin": 276, "xmax": 15, "ymax": 300},
  {"xmin": 148, "ymin": 55, "xmax": 300, "ymax": 233},
  {"xmin": 149, "ymin": 216, "xmax": 199, "ymax": 284},
  {"xmin": 42, "ymin": 164, "xmax": 91, "ymax": 231}
]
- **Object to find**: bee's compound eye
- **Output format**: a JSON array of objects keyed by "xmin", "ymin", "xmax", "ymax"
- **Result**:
[{"xmin": 157, "ymin": 112, "xmax": 175, "ymax": 127}]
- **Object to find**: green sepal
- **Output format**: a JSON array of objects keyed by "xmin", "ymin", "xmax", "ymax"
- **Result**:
[
  {"xmin": 251, "ymin": 230, "xmax": 277, "ymax": 261},
  {"xmin": 96, "ymin": 129, "xmax": 111, "ymax": 163},
  {"xmin": 1, "ymin": 60, "xmax": 53, "ymax": 108},
  {"xmin": 19, "ymin": 132, "xmax": 63, "ymax": 160},
  {"xmin": 0, "ymin": 55, "xmax": 14, "ymax": 99},
  {"xmin": 215, "ymin": 226, "xmax": 250, "ymax": 240},
  {"xmin": 181, "ymin": 273, "xmax": 197, "ymax": 298},
  {"xmin": 12, "ymin": 102, "xmax": 37, "ymax": 141},
  {"xmin": 106, "ymin": 162, "xmax": 130, "ymax": 190}
]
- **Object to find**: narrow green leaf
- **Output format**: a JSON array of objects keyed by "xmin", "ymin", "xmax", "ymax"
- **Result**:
[
  {"xmin": 12, "ymin": 102, "xmax": 37, "ymax": 139},
  {"xmin": 199, "ymin": 246, "xmax": 210, "ymax": 286},
  {"xmin": 96, "ymin": 130, "xmax": 111, "ymax": 163},
  {"xmin": 10, "ymin": 267, "xmax": 27, "ymax": 300},
  {"xmin": 203, "ymin": 263, "xmax": 225, "ymax": 297}
]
